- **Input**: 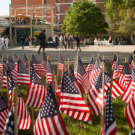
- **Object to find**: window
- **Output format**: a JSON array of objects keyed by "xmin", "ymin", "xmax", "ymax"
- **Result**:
[
  {"xmin": 57, "ymin": 5, "xmax": 60, "ymax": 13},
  {"xmin": 69, "ymin": 4, "xmax": 72, "ymax": 7},
  {"xmin": 44, "ymin": 0, "xmax": 46, "ymax": 4},
  {"xmin": 57, "ymin": 15, "xmax": 60, "ymax": 24}
]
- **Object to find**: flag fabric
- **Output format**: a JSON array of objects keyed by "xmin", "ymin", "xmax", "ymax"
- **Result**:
[
  {"xmin": 0, "ymin": 55, "xmax": 2, "ymax": 82},
  {"xmin": 33, "ymin": 84, "xmax": 68, "ymax": 135},
  {"xmin": 2, "ymin": 64, "xmax": 7, "ymax": 88},
  {"xmin": 22, "ymin": 53, "xmax": 27, "ymax": 67},
  {"xmin": 113, "ymin": 58, "xmax": 124, "ymax": 80},
  {"xmin": 127, "ymin": 54, "xmax": 133, "ymax": 70},
  {"xmin": 8, "ymin": 56, "xmax": 13, "ymax": 62},
  {"xmin": 7, "ymin": 69, "xmax": 31, "ymax": 129},
  {"xmin": 86, "ymin": 57, "xmax": 94, "ymax": 78},
  {"xmin": 32, "ymin": 55, "xmax": 46, "ymax": 76},
  {"xmin": 58, "ymin": 54, "xmax": 67, "ymax": 78},
  {"xmin": 74, "ymin": 57, "xmax": 90, "ymax": 94},
  {"xmin": 126, "ymin": 94, "xmax": 135, "ymax": 130},
  {"xmin": 111, "ymin": 53, "xmax": 117, "ymax": 71},
  {"xmin": 58, "ymin": 71, "xmax": 92, "ymax": 122},
  {"xmin": 54, "ymin": 74, "xmax": 58, "ymax": 92},
  {"xmin": 101, "ymin": 88, "xmax": 118, "ymax": 135},
  {"xmin": 24, "ymin": 63, "xmax": 46, "ymax": 108},
  {"xmin": 17, "ymin": 60, "xmax": 30, "ymax": 85},
  {"xmin": 89, "ymin": 57, "xmax": 102, "ymax": 87},
  {"xmin": 7, "ymin": 58, "xmax": 17, "ymax": 84},
  {"xmin": 3, "ymin": 107, "xmax": 14, "ymax": 135},
  {"xmin": 56, "ymin": 66, "xmax": 83, "ymax": 97},
  {"xmin": 119, "ymin": 62, "xmax": 131, "ymax": 89},
  {"xmin": 121, "ymin": 66, "xmax": 135, "ymax": 103},
  {"xmin": 47, "ymin": 61, "xmax": 53, "ymax": 84},
  {"xmin": 129, "ymin": 126, "xmax": 135, "ymax": 135},
  {"xmin": 0, "ymin": 93, "xmax": 9, "ymax": 134},
  {"xmin": 41, "ymin": 53, "xmax": 47, "ymax": 70}
]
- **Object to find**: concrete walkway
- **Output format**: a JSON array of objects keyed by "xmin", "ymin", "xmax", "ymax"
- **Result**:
[{"xmin": 0, "ymin": 45, "xmax": 134, "ymax": 64}]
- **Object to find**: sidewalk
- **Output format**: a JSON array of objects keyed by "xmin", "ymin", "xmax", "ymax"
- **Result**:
[{"xmin": 0, "ymin": 45, "xmax": 134, "ymax": 64}]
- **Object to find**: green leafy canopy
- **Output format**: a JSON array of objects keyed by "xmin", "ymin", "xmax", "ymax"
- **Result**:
[{"xmin": 62, "ymin": 0, "xmax": 108, "ymax": 37}]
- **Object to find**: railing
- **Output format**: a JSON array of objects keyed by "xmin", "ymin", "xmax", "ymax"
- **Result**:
[
  {"xmin": 0, "ymin": 20, "xmax": 9, "ymax": 26},
  {"xmin": 14, "ymin": 20, "xmax": 43, "ymax": 25},
  {"xmin": 94, "ymin": 40, "xmax": 109, "ymax": 46},
  {"xmin": 1, "ymin": 27, "xmax": 9, "ymax": 37}
]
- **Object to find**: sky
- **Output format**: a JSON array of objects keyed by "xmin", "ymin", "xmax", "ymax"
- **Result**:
[{"xmin": 0, "ymin": 0, "xmax": 11, "ymax": 16}]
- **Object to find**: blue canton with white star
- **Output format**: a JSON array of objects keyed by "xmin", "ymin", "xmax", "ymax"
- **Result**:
[
  {"xmin": 18, "ymin": 60, "xmax": 29, "ymax": 75},
  {"xmin": 32, "ymin": 55, "xmax": 40, "ymax": 64},
  {"xmin": 0, "ymin": 93, "xmax": 8, "ymax": 113}
]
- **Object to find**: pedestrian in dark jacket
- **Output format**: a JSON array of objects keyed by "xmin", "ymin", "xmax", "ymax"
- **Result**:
[
  {"xmin": 76, "ymin": 34, "xmax": 81, "ymax": 52},
  {"xmin": 55, "ymin": 35, "xmax": 59, "ymax": 49},
  {"xmin": 38, "ymin": 30, "xmax": 46, "ymax": 54}
]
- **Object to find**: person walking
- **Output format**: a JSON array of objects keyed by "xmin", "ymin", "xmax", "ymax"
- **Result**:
[
  {"xmin": 5, "ymin": 36, "xmax": 9, "ymax": 49},
  {"xmin": 115, "ymin": 36, "xmax": 118, "ymax": 45},
  {"xmin": 55, "ymin": 34, "xmax": 59, "ymax": 49},
  {"xmin": 0, "ymin": 35, "xmax": 2, "ymax": 50},
  {"xmin": 72, "ymin": 35, "xmax": 74, "ymax": 49},
  {"xmin": 20, "ymin": 35, "xmax": 25, "ymax": 49},
  {"xmin": 76, "ymin": 34, "xmax": 81, "ymax": 52},
  {"xmin": 29, "ymin": 36, "xmax": 32, "ymax": 48},
  {"xmin": 59, "ymin": 35, "xmax": 63, "ymax": 48},
  {"xmin": 108, "ymin": 35, "xmax": 113, "ymax": 47},
  {"xmin": 64, "ymin": 34, "xmax": 67, "ymax": 49},
  {"xmin": 69, "ymin": 35, "xmax": 72, "ymax": 49},
  {"xmin": 2, "ymin": 36, "xmax": 5, "ymax": 49},
  {"xmin": 38, "ymin": 30, "xmax": 46, "ymax": 54}
]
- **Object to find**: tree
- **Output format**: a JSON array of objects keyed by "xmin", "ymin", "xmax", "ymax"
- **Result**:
[{"xmin": 61, "ymin": 0, "xmax": 108, "ymax": 37}]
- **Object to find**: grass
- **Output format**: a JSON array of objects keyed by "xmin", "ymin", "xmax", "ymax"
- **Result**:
[{"xmin": 1, "ymin": 63, "xmax": 131, "ymax": 135}]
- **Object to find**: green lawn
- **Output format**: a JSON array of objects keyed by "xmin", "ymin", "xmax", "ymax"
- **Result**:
[{"xmin": 1, "ymin": 63, "xmax": 131, "ymax": 135}]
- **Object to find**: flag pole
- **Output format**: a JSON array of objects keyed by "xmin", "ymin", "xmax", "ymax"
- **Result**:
[
  {"xmin": 57, "ymin": 52, "xmax": 60, "ymax": 79},
  {"xmin": 28, "ymin": 59, "xmax": 34, "ymax": 127},
  {"xmin": 1, "ymin": 56, "xmax": 4, "ymax": 96},
  {"xmin": 76, "ymin": 52, "xmax": 79, "ymax": 79},
  {"xmin": 52, "ymin": 70, "xmax": 55, "ymax": 93},
  {"xmin": 12, "ymin": 87, "xmax": 18, "ymax": 135},
  {"xmin": 124, "ymin": 58, "xmax": 127, "ymax": 117},
  {"xmin": 92, "ymin": 53, "xmax": 94, "ymax": 65},
  {"xmin": 98, "ymin": 54, "xmax": 100, "ymax": 64},
  {"xmin": 46, "ymin": 56, "xmax": 49, "ymax": 90},
  {"xmin": 42, "ymin": 50, "xmax": 44, "ymax": 85},
  {"xmin": 101, "ymin": 56, "xmax": 105, "ymax": 132},
  {"xmin": 5, "ymin": 63, "xmax": 9, "ymax": 107},
  {"xmin": 68, "ymin": 58, "xmax": 70, "ymax": 133},
  {"xmin": 17, "ymin": 56, "xmax": 19, "ymax": 89}
]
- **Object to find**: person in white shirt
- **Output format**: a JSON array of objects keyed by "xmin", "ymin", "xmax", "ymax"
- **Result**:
[
  {"xmin": 0, "ymin": 35, "xmax": 2, "ymax": 50},
  {"xmin": 2, "ymin": 36, "xmax": 5, "ymax": 49},
  {"xmin": 5, "ymin": 36, "xmax": 9, "ymax": 49}
]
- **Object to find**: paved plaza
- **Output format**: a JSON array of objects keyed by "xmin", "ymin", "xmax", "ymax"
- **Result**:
[{"xmin": 0, "ymin": 45, "xmax": 135, "ymax": 64}]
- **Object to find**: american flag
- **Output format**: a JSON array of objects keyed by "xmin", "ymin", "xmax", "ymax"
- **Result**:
[
  {"xmin": 58, "ymin": 71, "xmax": 92, "ymax": 121},
  {"xmin": 111, "ymin": 53, "xmax": 117, "ymax": 71},
  {"xmin": 101, "ymin": 88, "xmax": 118, "ymax": 135},
  {"xmin": 47, "ymin": 61, "xmax": 53, "ymax": 84},
  {"xmin": 7, "ymin": 58, "xmax": 17, "ymax": 85},
  {"xmin": 89, "ymin": 57, "xmax": 102, "ymax": 87},
  {"xmin": 22, "ymin": 53, "xmax": 27, "ymax": 67},
  {"xmin": 79, "ymin": 56, "xmax": 86, "ymax": 69},
  {"xmin": 129, "ymin": 126, "xmax": 135, "ymax": 135},
  {"xmin": 0, "ymin": 93, "xmax": 8, "ymax": 134},
  {"xmin": 119, "ymin": 62, "xmax": 131, "ymax": 89},
  {"xmin": 32, "ymin": 55, "xmax": 46, "ymax": 76},
  {"xmin": 113, "ymin": 58, "xmax": 124, "ymax": 80},
  {"xmin": 8, "ymin": 56, "xmax": 13, "ymax": 62},
  {"xmin": 126, "ymin": 94, "xmax": 135, "ymax": 130},
  {"xmin": 56, "ymin": 66, "xmax": 83, "ymax": 97},
  {"xmin": 54, "ymin": 74, "xmax": 58, "ymax": 93},
  {"xmin": 74, "ymin": 57, "xmax": 90, "ymax": 94},
  {"xmin": 2, "ymin": 64, "xmax": 7, "ymax": 88},
  {"xmin": 3, "ymin": 107, "xmax": 14, "ymax": 135},
  {"xmin": 58, "ymin": 54, "xmax": 67, "ymax": 78},
  {"xmin": 7, "ymin": 69, "xmax": 31, "ymax": 129},
  {"xmin": 0, "ymin": 55, "xmax": 3, "ymax": 82},
  {"xmin": 121, "ymin": 66, "xmax": 135, "ymax": 103},
  {"xmin": 128, "ymin": 54, "xmax": 133, "ymax": 70},
  {"xmin": 41, "ymin": 52, "xmax": 47, "ymax": 70},
  {"xmin": 24, "ymin": 63, "xmax": 46, "ymax": 108},
  {"xmin": 33, "ymin": 84, "xmax": 68, "ymax": 135},
  {"xmin": 86, "ymin": 57, "xmax": 94, "ymax": 78},
  {"xmin": 17, "ymin": 60, "xmax": 30, "ymax": 85}
]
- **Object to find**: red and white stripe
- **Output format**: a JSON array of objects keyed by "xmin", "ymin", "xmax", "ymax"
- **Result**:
[
  {"xmin": 18, "ymin": 97, "xmax": 31, "ymax": 129},
  {"xmin": 126, "ymin": 95, "xmax": 135, "ymax": 130},
  {"xmin": 111, "ymin": 80, "xmax": 125, "ymax": 99},
  {"xmin": 86, "ymin": 64, "xmax": 94, "ymax": 78},
  {"xmin": 74, "ymin": 72, "xmax": 90, "ymax": 94},
  {"xmin": 41, "ymin": 61, "xmax": 47, "ymax": 70},
  {"xmin": 0, "ymin": 109, "xmax": 8, "ymax": 134},
  {"xmin": 58, "ymin": 64, "xmax": 67, "ymax": 78},
  {"xmin": 47, "ymin": 73, "xmax": 52, "ymax": 84},
  {"xmin": 87, "ymin": 88, "xmax": 101, "ymax": 116},
  {"xmin": 33, "ymin": 114, "xmax": 68, "ymax": 135},
  {"xmin": 95, "ymin": 83, "xmax": 110, "ymax": 109},
  {"xmin": 56, "ymin": 81, "xmax": 62, "ymax": 97},
  {"xmin": 118, "ymin": 73, "xmax": 125, "ymax": 89},
  {"xmin": 11, "ymin": 63, "xmax": 18, "ymax": 84},
  {"xmin": 33, "ymin": 64, "xmax": 46, "ymax": 76},
  {"xmin": 59, "ymin": 93, "xmax": 92, "ymax": 121},
  {"xmin": 111, "ymin": 61, "xmax": 116, "ymax": 71},
  {"xmin": 89, "ymin": 67, "xmax": 101, "ymax": 87},
  {"xmin": 24, "ymin": 83, "xmax": 46, "ymax": 108},
  {"xmin": 55, "ymin": 75, "xmax": 58, "ymax": 93},
  {"xmin": 2, "ymin": 76, "xmax": 7, "ymax": 88},
  {"xmin": 125, "ymin": 74, "xmax": 131, "ymax": 87},
  {"xmin": 0, "ymin": 64, "xmax": 2, "ymax": 82},
  {"xmin": 17, "ymin": 73, "xmax": 30, "ymax": 85},
  {"xmin": 121, "ymin": 81, "xmax": 133, "ymax": 103}
]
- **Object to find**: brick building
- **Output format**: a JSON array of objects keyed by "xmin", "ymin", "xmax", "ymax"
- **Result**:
[{"xmin": 11, "ymin": 0, "xmax": 105, "ymax": 28}]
